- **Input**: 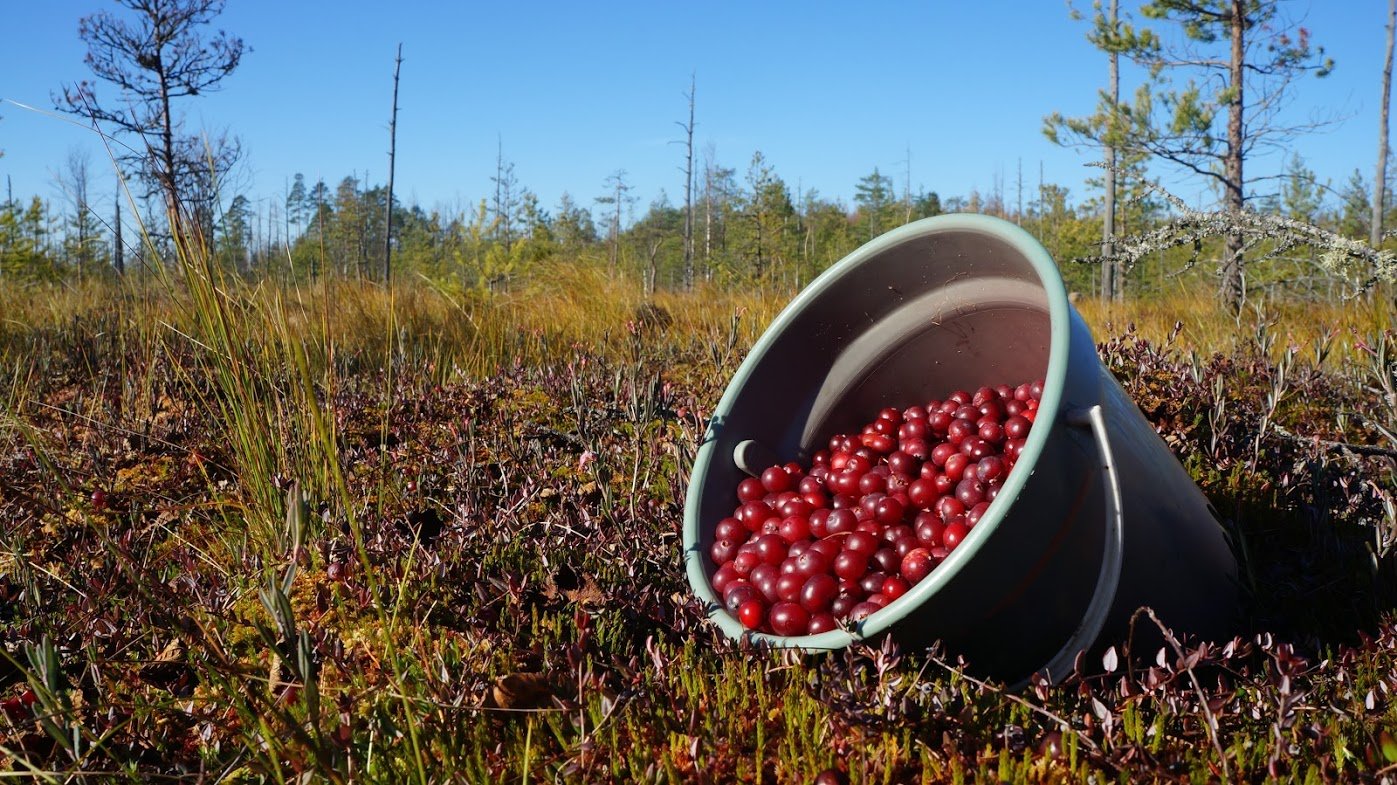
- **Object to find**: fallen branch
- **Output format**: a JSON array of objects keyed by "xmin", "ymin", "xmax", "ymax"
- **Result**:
[{"xmin": 1268, "ymin": 422, "xmax": 1397, "ymax": 460}]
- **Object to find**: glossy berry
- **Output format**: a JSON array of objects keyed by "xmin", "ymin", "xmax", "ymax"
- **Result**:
[
  {"xmin": 737, "ymin": 598, "xmax": 766, "ymax": 629},
  {"xmin": 737, "ymin": 477, "xmax": 765, "ymax": 503},
  {"xmin": 900, "ymin": 547, "xmax": 937, "ymax": 584},
  {"xmin": 943, "ymin": 520, "xmax": 971, "ymax": 550},
  {"xmin": 800, "ymin": 573, "xmax": 839, "ymax": 612},
  {"xmin": 769, "ymin": 601, "xmax": 810, "ymax": 636},
  {"xmin": 761, "ymin": 465, "xmax": 793, "ymax": 494}
]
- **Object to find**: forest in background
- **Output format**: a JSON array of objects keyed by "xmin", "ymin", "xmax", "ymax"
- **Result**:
[{"xmin": 1, "ymin": 0, "xmax": 1395, "ymax": 308}]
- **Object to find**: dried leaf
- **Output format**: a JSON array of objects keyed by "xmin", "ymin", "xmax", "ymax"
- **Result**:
[
  {"xmin": 139, "ymin": 638, "xmax": 189, "ymax": 689},
  {"xmin": 488, "ymin": 672, "xmax": 556, "ymax": 710},
  {"xmin": 565, "ymin": 576, "xmax": 606, "ymax": 608},
  {"xmin": 1102, "ymin": 646, "xmax": 1119, "ymax": 673}
]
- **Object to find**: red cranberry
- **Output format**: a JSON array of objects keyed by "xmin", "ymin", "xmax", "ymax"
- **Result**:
[
  {"xmin": 800, "ymin": 573, "xmax": 838, "ymax": 612},
  {"xmin": 907, "ymin": 478, "xmax": 937, "ymax": 509},
  {"xmin": 1004, "ymin": 415, "xmax": 1031, "ymax": 440},
  {"xmin": 754, "ymin": 534, "xmax": 788, "ymax": 565},
  {"xmin": 881, "ymin": 575, "xmax": 910, "ymax": 601},
  {"xmin": 900, "ymin": 547, "xmax": 937, "ymax": 583},
  {"xmin": 732, "ymin": 550, "xmax": 761, "ymax": 576},
  {"xmin": 872, "ymin": 547, "xmax": 900, "ymax": 574},
  {"xmin": 936, "ymin": 495, "xmax": 965, "ymax": 521},
  {"xmin": 833, "ymin": 550, "xmax": 869, "ymax": 581},
  {"xmin": 975, "ymin": 456, "xmax": 1006, "ymax": 483},
  {"xmin": 737, "ymin": 598, "xmax": 766, "ymax": 629},
  {"xmin": 807, "ymin": 538, "xmax": 841, "ymax": 564},
  {"xmin": 857, "ymin": 471, "xmax": 887, "ymax": 495},
  {"xmin": 966, "ymin": 501, "xmax": 992, "ymax": 526},
  {"xmin": 977, "ymin": 420, "xmax": 1005, "ymax": 444},
  {"xmin": 710, "ymin": 538, "xmax": 740, "ymax": 566},
  {"xmin": 768, "ymin": 602, "xmax": 809, "ymax": 636},
  {"xmin": 712, "ymin": 563, "xmax": 740, "ymax": 594},
  {"xmin": 723, "ymin": 581, "xmax": 758, "ymax": 613},
  {"xmin": 776, "ymin": 572, "xmax": 806, "ymax": 603},
  {"xmin": 955, "ymin": 478, "xmax": 986, "ymax": 508},
  {"xmin": 849, "ymin": 601, "xmax": 882, "ymax": 621},
  {"xmin": 947, "ymin": 418, "xmax": 976, "ymax": 443},
  {"xmin": 943, "ymin": 453, "xmax": 970, "ymax": 482},
  {"xmin": 830, "ymin": 593, "xmax": 859, "ymax": 618},
  {"xmin": 715, "ymin": 516, "xmax": 746, "ymax": 543},
  {"xmin": 915, "ymin": 512, "xmax": 945, "ymax": 546},
  {"xmin": 760, "ymin": 467, "xmax": 792, "ymax": 494},
  {"xmin": 943, "ymin": 520, "xmax": 971, "ymax": 550},
  {"xmin": 899, "ymin": 437, "xmax": 931, "ymax": 460},
  {"xmin": 825, "ymin": 509, "xmax": 857, "ymax": 535},
  {"xmin": 874, "ymin": 496, "xmax": 905, "ymax": 525},
  {"xmin": 777, "ymin": 515, "xmax": 811, "ymax": 543},
  {"xmin": 978, "ymin": 400, "xmax": 1003, "ymax": 421}
]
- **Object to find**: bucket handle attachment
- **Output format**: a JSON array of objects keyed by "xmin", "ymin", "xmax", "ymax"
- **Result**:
[{"xmin": 1040, "ymin": 405, "xmax": 1125, "ymax": 682}]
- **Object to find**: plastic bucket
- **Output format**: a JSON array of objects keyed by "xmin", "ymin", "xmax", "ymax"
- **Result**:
[{"xmin": 682, "ymin": 213, "xmax": 1237, "ymax": 684}]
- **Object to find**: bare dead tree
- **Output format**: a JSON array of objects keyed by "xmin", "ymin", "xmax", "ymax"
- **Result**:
[
  {"xmin": 675, "ymin": 74, "xmax": 697, "ymax": 289},
  {"xmin": 1375, "ymin": 0, "xmax": 1396, "ymax": 249},
  {"xmin": 57, "ymin": 148, "xmax": 98, "ymax": 278},
  {"xmin": 384, "ymin": 43, "xmax": 403, "ymax": 285},
  {"xmin": 56, "ymin": 0, "xmax": 247, "ymax": 235}
]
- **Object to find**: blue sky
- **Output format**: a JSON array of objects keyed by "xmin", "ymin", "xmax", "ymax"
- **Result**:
[{"xmin": 0, "ymin": 1, "xmax": 1387, "ymax": 225}]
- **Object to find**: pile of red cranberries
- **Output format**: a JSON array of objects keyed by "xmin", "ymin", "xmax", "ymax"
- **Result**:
[{"xmin": 709, "ymin": 380, "xmax": 1045, "ymax": 637}]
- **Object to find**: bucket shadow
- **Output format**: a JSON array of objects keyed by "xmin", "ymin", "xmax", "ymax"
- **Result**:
[
  {"xmin": 1098, "ymin": 330, "xmax": 1397, "ymax": 659},
  {"xmin": 1219, "ymin": 465, "xmax": 1397, "ymax": 651}
]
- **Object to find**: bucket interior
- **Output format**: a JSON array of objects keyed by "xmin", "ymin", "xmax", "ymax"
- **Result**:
[{"xmin": 687, "ymin": 219, "xmax": 1066, "ymax": 643}]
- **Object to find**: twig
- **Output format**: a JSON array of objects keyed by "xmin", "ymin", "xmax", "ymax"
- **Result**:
[
  {"xmin": 1135, "ymin": 608, "xmax": 1231, "ymax": 781},
  {"xmin": 1268, "ymin": 422, "xmax": 1397, "ymax": 459},
  {"xmin": 923, "ymin": 651, "xmax": 1101, "ymax": 754}
]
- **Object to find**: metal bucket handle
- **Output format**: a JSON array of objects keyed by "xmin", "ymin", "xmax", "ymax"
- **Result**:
[{"xmin": 1037, "ymin": 405, "xmax": 1126, "ymax": 682}]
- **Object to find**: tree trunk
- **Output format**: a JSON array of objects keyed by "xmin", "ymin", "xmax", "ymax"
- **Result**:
[
  {"xmin": 384, "ymin": 43, "xmax": 403, "ymax": 285},
  {"xmin": 703, "ymin": 162, "xmax": 713, "ymax": 266},
  {"xmin": 114, "ymin": 194, "xmax": 124, "ymax": 276},
  {"xmin": 681, "ymin": 75, "xmax": 696, "ymax": 289},
  {"xmin": 1221, "ymin": 0, "xmax": 1247, "ymax": 314},
  {"xmin": 1375, "ymin": 0, "xmax": 1396, "ymax": 249},
  {"xmin": 1102, "ymin": 0, "xmax": 1120, "ymax": 302},
  {"xmin": 156, "ymin": 55, "xmax": 180, "ymax": 226}
]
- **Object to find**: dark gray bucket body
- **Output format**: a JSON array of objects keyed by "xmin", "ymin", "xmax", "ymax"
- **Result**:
[{"xmin": 683, "ymin": 214, "xmax": 1237, "ymax": 684}]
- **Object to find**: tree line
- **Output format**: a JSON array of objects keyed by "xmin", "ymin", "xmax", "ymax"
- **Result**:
[
  {"xmin": 3, "ymin": 150, "xmax": 1384, "ymax": 301},
  {"xmin": 4, "ymin": 0, "xmax": 1395, "ymax": 305}
]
